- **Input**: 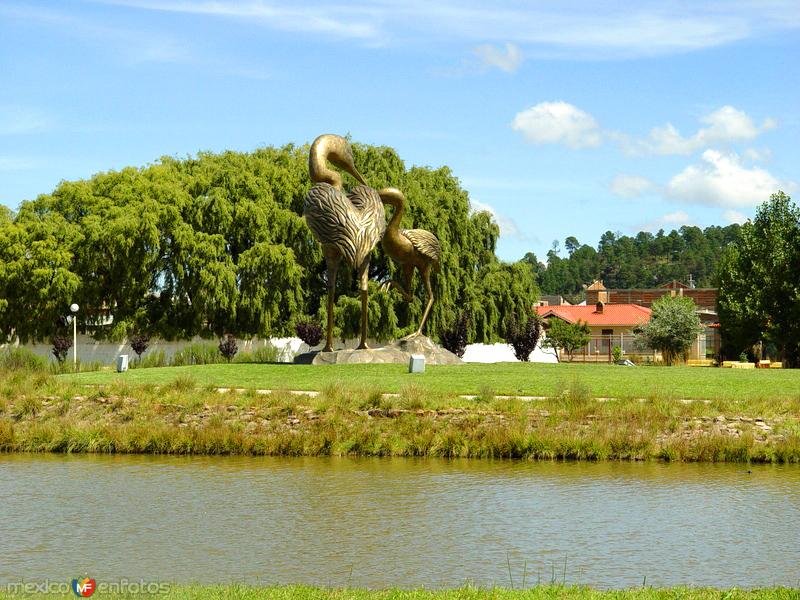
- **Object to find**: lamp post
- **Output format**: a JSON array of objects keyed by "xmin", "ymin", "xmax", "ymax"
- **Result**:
[{"xmin": 70, "ymin": 303, "xmax": 79, "ymax": 367}]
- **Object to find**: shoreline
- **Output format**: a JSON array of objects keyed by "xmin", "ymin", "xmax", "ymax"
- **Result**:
[
  {"xmin": 1, "ymin": 374, "xmax": 798, "ymax": 462},
  {"xmin": 1, "ymin": 584, "xmax": 798, "ymax": 599}
]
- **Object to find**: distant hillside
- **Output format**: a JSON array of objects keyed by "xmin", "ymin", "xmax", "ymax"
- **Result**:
[{"xmin": 524, "ymin": 225, "xmax": 742, "ymax": 302}]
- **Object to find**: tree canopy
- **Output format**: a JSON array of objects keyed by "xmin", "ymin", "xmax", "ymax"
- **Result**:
[
  {"xmin": 541, "ymin": 319, "xmax": 591, "ymax": 362},
  {"xmin": 717, "ymin": 191, "xmax": 800, "ymax": 366},
  {"xmin": 527, "ymin": 224, "xmax": 742, "ymax": 303},
  {"xmin": 0, "ymin": 142, "xmax": 538, "ymax": 343},
  {"xmin": 635, "ymin": 295, "xmax": 702, "ymax": 365}
]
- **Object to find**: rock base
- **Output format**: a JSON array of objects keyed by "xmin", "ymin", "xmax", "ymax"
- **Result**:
[{"xmin": 294, "ymin": 335, "xmax": 463, "ymax": 366}]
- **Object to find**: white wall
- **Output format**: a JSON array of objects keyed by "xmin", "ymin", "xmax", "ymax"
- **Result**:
[
  {"xmin": 1, "ymin": 335, "xmax": 301, "ymax": 365},
  {"xmin": 2, "ymin": 335, "xmax": 560, "ymax": 365},
  {"xmin": 462, "ymin": 340, "xmax": 558, "ymax": 363}
]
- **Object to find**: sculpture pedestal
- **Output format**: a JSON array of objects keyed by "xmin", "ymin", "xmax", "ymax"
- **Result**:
[{"xmin": 295, "ymin": 335, "xmax": 462, "ymax": 366}]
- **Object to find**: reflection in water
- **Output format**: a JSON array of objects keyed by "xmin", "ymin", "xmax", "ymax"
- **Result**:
[{"xmin": 0, "ymin": 454, "xmax": 798, "ymax": 589}]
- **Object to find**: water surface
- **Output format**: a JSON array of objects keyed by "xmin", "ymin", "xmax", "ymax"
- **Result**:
[{"xmin": 1, "ymin": 455, "xmax": 798, "ymax": 589}]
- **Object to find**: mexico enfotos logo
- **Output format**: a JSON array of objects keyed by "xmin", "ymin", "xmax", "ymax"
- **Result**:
[{"xmin": 5, "ymin": 577, "xmax": 171, "ymax": 596}]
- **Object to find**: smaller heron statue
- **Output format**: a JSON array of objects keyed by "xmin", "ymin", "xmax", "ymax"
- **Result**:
[{"xmin": 378, "ymin": 187, "xmax": 441, "ymax": 337}]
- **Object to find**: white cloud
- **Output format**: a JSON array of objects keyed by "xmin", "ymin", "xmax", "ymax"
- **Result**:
[
  {"xmin": 722, "ymin": 209, "xmax": 748, "ymax": 224},
  {"xmin": 610, "ymin": 174, "xmax": 655, "ymax": 198},
  {"xmin": 512, "ymin": 101, "xmax": 601, "ymax": 149},
  {"xmin": 95, "ymin": 0, "xmax": 378, "ymax": 40},
  {"xmin": 626, "ymin": 106, "xmax": 775, "ymax": 155},
  {"xmin": 514, "ymin": 104, "xmax": 775, "ymax": 156},
  {"xmin": 667, "ymin": 149, "xmax": 794, "ymax": 208},
  {"xmin": 92, "ymin": 1, "xmax": 800, "ymax": 57},
  {"xmin": 473, "ymin": 43, "xmax": 522, "ymax": 73},
  {"xmin": 744, "ymin": 147, "xmax": 773, "ymax": 162},
  {"xmin": 470, "ymin": 199, "xmax": 522, "ymax": 239},
  {"xmin": 640, "ymin": 210, "xmax": 692, "ymax": 232}
]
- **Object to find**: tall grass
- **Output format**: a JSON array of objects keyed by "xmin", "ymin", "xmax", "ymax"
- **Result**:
[
  {"xmin": 132, "ymin": 349, "xmax": 168, "ymax": 369},
  {"xmin": 1, "ymin": 370, "xmax": 798, "ymax": 462},
  {"xmin": 1, "ymin": 585, "xmax": 798, "ymax": 600},
  {"xmin": 171, "ymin": 343, "xmax": 222, "ymax": 366},
  {"xmin": 0, "ymin": 348, "xmax": 47, "ymax": 371}
]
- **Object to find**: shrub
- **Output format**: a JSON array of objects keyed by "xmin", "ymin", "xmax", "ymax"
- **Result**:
[
  {"xmin": 129, "ymin": 333, "xmax": 150, "ymax": 358},
  {"xmin": 440, "ymin": 311, "xmax": 469, "ymax": 358},
  {"xmin": 505, "ymin": 313, "xmax": 542, "ymax": 362},
  {"xmin": 171, "ymin": 343, "xmax": 221, "ymax": 366},
  {"xmin": 295, "ymin": 319, "xmax": 323, "ymax": 347},
  {"xmin": 541, "ymin": 319, "xmax": 591, "ymax": 362},
  {"xmin": 739, "ymin": 351, "xmax": 749, "ymax": 363},
  {"xmin": 612, "ymin": 345, "xmax": 623, "ymax": 362},
  {"xmin": 635, "ymin": 295, "xmax": 703, "ymax": 366},
  {"xmin": 131, "ymin": 349, "xmax": 167, "ymax": 369},
  {"xmin": 51, "ymin": 336, "xmax": 72, "ymax": 364},
  {"xmin": 218, "ymin": 335, "xmax": 238, "ymax": 363},
  {"xmin": 233, "ymin": 343, "xmax": 281, "ymax": 364},
  {"xmin": 0, "ymin": 348, "xmax": 47, "ymax": 371}
]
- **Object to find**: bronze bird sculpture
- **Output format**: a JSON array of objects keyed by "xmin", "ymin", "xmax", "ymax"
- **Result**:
[
  {"xmin": 303, "ymin": 134, "xmax": 386, "ymax": 351},
  {"xmin": 378, "ymin": 187, "xmax": 441, "ymax": 337}
]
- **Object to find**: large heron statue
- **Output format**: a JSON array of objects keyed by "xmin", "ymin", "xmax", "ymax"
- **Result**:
[
  {"xmin": 378, "ymin": 187, "xmax": 441, "ymax": 337},
  {"xmin": 303, "ymin": 134, "xmax": 386, "ymax": 351}
]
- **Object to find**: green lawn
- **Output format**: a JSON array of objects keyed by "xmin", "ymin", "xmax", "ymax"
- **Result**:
[{"xmin": 63, "ymin": 362, "xmax": 800, "ymax": 401}]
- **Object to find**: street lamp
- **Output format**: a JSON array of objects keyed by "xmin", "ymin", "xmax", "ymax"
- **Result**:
[{"xmin": 70, "ymin": 303, "xmax": 79, "ymax": 367}]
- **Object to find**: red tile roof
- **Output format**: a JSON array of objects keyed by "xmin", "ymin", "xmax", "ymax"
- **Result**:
[{"xmin": 535, "ymin": 304, "xmax": 651, "ymax": 327}]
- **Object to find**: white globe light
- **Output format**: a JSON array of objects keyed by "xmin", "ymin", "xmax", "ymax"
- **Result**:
[{"xmin": 70, "ymin": 303, "xmax": 79, "ymax": 313}]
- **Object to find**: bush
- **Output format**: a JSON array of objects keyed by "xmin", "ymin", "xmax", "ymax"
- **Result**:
[
  {"xmin": 541, "ymin": 319, "xmax": 591, "ymax": 362},
  {"xmin": 129, "ymin": 333, "xmax": 150, "ymax": 358},
  {"xmin": 295, "ymin": 319, "xmax": 323, "ymax": 347},
  {"xmin": 233, "ymin": 343, "xmax": 281, "ymax": 364},
  {"xmin": 0, "ymin": 348, "xmax": 47, "ymax": 371},
  {"xmin": 612, "ymin": 345, "xmax": 623, "ymax": 362},
  {"xmin": 218, "ymin": 335, "xmax": 238, "ymax": 363},
  {"xmin": 440, "ymin": 311, "xmax": 469, "ymax": 358},
  {"xmin": 51, "ymin": 336, "xmax": 72, "ymax": 364},
  {"xmin": 171, "ymin": 343, "xmax": 221, "ymax": 366},
  {"xmin": 505, "ymin": 313, "xmax": 542, "ymax": 362},
  {"xmin": 131, "ymin": 349, "xmax": 167, "ymax": 369},
  {"xmin": 635, "ymin": 296, "xmax": 702, "ymax": 366}
]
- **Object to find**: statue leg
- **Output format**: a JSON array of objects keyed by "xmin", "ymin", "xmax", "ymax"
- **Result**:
[
  {"xmin": 323, "ymin": 258, "xmax": 339, "ymax": 353},
  {"xmin": 357, "ymin": 259, "xmax": 370, "ymax": 350},
  {"xmin": 415, "ymin": 263, "xmax": 434, "ymax": 336},
  {"xmin": 380, "ymin": 263, "xmax": 414, "ymax": 302}
]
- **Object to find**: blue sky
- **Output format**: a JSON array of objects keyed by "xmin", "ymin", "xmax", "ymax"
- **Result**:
[{"xmin": 1, "ymin": 1, "xmax": 798, "ymax": 261}]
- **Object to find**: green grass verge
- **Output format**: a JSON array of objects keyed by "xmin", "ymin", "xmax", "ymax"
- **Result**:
[
  {"xmin": 1, "ymin": 584, "xmax": 798, "ymax": 600},
  {"xmin": 63, "ymin": 362, "xmax": 800, "ymax": 402},
  {"xmin": 2, "ymin": 369, "xmax": 799, "ymax": 461}
]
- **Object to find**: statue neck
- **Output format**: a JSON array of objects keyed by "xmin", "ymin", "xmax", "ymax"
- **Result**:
[
  {"xmin": 309, "ymin": 139, "xmax": 343, "ymax": 189},
  {"xmin": 387, "ymin": 198, "xmax": 405, "ymax": 231}
]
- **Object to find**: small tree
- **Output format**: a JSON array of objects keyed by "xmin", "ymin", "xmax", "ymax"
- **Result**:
[
  {"xmin": 129, "ymin": 333, "xmax": 150, "ymax": 359},
  {"xmin": 541, "ymin": 319, "xmax": 591, "ymax": 362},
  {"xmin": 505, "ymin": 313, "xmax": 542, "ymax": 362},
  {"xmin": 612, "ymin": 345, "xmax": 623, "ymax": 363},
  {"xmin": 440, "ymin": 311, "xmax": 469, "ymax": 358},
  {"xmin": 218, "ymin": 335, "xmax": 238, "ymax": 363},
  {"xmin": 295, "ymin": 319, "xmax": 323, "ymax": 348},
  {"xmin": 51, "ymin": 335, "xmax": 72, "ymax": 364},
  {"xmin": 636, "ymin": 295, "xmax": 702, "ymax": 365}
]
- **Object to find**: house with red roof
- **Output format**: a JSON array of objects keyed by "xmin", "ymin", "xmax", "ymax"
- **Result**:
[{"xmin": 536, "ymin": 301, "xmax": 651, "ymax": 361}]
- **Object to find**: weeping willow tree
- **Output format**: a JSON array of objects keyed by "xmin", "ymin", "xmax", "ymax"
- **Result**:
[{"xmin": 0, "ymin": 141, "xmax": 538, "ymax": 343}]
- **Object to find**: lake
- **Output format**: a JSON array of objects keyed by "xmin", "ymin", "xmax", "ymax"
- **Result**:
[{"xmin": 1, "ymin": 455, "xmax": 798, "ymax": 589}]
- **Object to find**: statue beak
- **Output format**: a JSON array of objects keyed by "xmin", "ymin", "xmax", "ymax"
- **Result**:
[{"xmin": 352, "ymin": 167, "xmax": 368, "ymax": 186}]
